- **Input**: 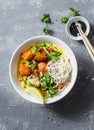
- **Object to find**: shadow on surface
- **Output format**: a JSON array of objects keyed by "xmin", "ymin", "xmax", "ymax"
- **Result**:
[
  {"xmin": 45, "ymin": 61, "xmax": 93, "ymax": 120},
  {"xmin": 49, "ymin": 30, "xmax": 55, "ymax": 36}
]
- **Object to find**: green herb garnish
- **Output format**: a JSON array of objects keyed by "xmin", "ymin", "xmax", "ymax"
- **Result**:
[
  {"xmin": 61, "ymin": 7, "xmax": 79, "ymax": 23},
  {"xmin": 41, "ymin": 14, "xmax": 51, "ymax": 23},
  {"xmin": 33, "ymin": 46, "xmax": 39, "ymax": 55},
  {"xmin": 43, "ymin": 27, "xmax": 50, "ymax": 34},
  {"xmin": 40, "ymin": 73, "xmax": 55, "ymax": 97},
  {"xmin": 41, "ymin": 14, "xmax": 52, "ymax": 34},
  {"xmin": 61, "ymin": 16, "xmax": 69, "ymax": 23},
  {"xmin": 38, "ymin": 42, "xmax": 52, "ymax": 49},
  {"xmin": 69, "ymin": 7, "xmax": 79, "ymax": 16},
  {"xmin": 24, "ymin": 80, "xmax": 27, "ymax": 85},
  {"xmin": 47, "ymin": 51, "xmax": 61, "ymax": 62}
]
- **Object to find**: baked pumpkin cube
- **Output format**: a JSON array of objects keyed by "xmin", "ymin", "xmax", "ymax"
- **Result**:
[
  {"xmin": 21, "ymin": 51, "xmax": 33, "ymax": 61},
  {"xmin": 19, "ymin": 64, "xmax": 31, "ymax": 76}
]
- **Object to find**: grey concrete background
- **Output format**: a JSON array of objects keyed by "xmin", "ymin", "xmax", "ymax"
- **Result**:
[{"xmin": 0, "ymin": 0, "xmax": 94, "ymax": 130}]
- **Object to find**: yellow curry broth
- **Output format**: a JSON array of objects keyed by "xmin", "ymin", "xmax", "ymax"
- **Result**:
[{"xmin": 17, "ymin": 42, "xmax": 66, "ymax": 91}]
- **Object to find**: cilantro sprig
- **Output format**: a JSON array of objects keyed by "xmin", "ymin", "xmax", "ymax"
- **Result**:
[
  {"xmin": 61, "ymin": 16, "xmax": 69, "ymax": 23},
  {"xmin": 43, "ymin": 26, "xmax": 50, "ymax": 34},
  {"xmin": 69, "ymin": 7, "xmax": 79, "ymax": 16},
  {"xmin": 41, "ymin": 7, "xmax": 79, "ymax": 34},
  {"xmin": 40, "ymin": 73, "xmax": 55, "ymax": 97},
  {"xmin": 41, "ymin": 14, "xmax": 51, "ymax": 23},
  {"xmin": 41, "ymin": 14, "xmax": 51, "ymax": 34},
  {"xmin": 61, "ymin": 7, "xmax": 79, "ymax": 23},
  {"xmin": 47, "ymin": 51, "xmax": 61, "ymax": 62},
  {"xmin": 33, "ymin": 46, "xmax": 39, "ymax": 55}
]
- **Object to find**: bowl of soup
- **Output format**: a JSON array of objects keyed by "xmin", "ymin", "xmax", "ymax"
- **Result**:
[{"xmin": 9, "ymin": 36, "xmax": 78, "ymax": 104}]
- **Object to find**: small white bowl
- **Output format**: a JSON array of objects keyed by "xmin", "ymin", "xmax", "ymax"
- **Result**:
[
  {"xmin": 9, "ymin": 36, "xmax": 78, "ymax": 104},
  {"xmin": 66, "ymin": 16, "xmax": 90, "ymax": 40}
]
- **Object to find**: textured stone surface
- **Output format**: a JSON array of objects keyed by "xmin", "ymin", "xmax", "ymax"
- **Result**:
[{"xmin": 0, "ymin": 0, "xmax": 94, "ymax": 130}]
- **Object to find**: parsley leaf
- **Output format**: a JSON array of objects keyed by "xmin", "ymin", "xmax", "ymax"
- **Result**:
[
  {"xmin": 60, "ymin": 7, "xmax": 79, "ymax": 24},
  {"xmin": 47, "ymin": 87, "xmax": 54, "ymax": 96},
  {"xmin": 61, "ymin": 16, "xmax": 69, "ymax": 23},
  {"xmin": 69, "ymin": 7, "xmax": 79, "ymax": 16},
  {"xmin": 43, "ymin": 27, "xmax": 50, "ymax": 34},
  {"xmin": 41, "ymin": 14, "xmax": 51, "ymax": 23},
  {"xmin": 40, "ymin": 73, "xmax": 55, "ymax": 97},
  {"xmin": 47, "ymin": 51, "xmax": 61, "ymax": 62}
]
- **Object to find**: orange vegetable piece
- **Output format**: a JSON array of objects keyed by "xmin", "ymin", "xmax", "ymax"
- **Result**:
[
  {"xmin": 21, "ymin": 51, "xmax": 34, "ymax": 61},
  {"xmin": 19, "ymin": 64, "xmax": 31, "ymax": 76},
  {"xmin": 58, "ymin": 82, "xmax": 66, "ymax": 89},
  {"xmin": 35, "ymin": 69, "xmax": 40, "ymax": 74},
  {"xmin": 34, "ymin": 50, "xmax": 47, "ymax": 61},
  {"xmin": 48, "ymin": 47, "xmax": 54, "ymax": 52}
]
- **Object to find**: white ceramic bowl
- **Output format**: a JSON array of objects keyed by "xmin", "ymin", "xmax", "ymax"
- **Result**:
[
  {"xmin": 9, "ymin": 36, "xmax": 78, "ymax": 104},
  {"xmin": 66, "ymin": 16, "xmax": 90, "ymax": 40}
]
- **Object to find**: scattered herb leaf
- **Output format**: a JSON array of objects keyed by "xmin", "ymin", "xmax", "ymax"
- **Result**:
[
  {"xmin": 47, "ymin": 51, "xmax": 61, "ymax": 62},
  {"xmin": 61, "ymin": 16, "xmax": 69, "ymax": 23},
  {"xmin": 43, "ymin": 27, "xmax": 50, "ymax": 34},
  {"xmin": 69, "ymin": 7, "xmax": 79, "ymax": 16},
  {"xmin": 41, "ymin": 14, "xmax": 51, "ymax": 23},
  {"xmin": 60, "ymin": 7, "xmax": 79, "ymax": 23},
  {"xmin": 47, "ymin": 87, "xmax": 54, "ymax": 96}
]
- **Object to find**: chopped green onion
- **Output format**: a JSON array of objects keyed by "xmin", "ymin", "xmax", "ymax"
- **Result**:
[{"xmin": 33, "ymin": 46, "xmax": 39, "ymax": 55}]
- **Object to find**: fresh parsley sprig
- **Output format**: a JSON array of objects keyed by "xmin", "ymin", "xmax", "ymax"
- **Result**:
[
  {"xmin": 41, "ymin": 7, "xmax": 79, "ymax": 34},
  {"xmin": 40, "ymin": 73, "xmax": 55, "ymax": 97},
  {"xmin": 61, "ymin": 7, "xmax": 79, "ymax": 23},
  {"xmin": 47, "ymin": 51, "xmax": 61, "ymax": 62},
  {"xmin": 41, "ymin": 14, "xmax": 51, "ymax": 23},
  {"xmin": 61, "ymin": 16, "xmax": 69, "ymax": 23},
  {"xmin": 69, "ymin": 7, "xmax": 79, "ymax": 16},
  {"xmin": 43, "ymin": 26, "xmax": 50, "ymax": 34},
  {"xmin": 41, "ymin": 14, "xmax": 51, "ymax": 34}
]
